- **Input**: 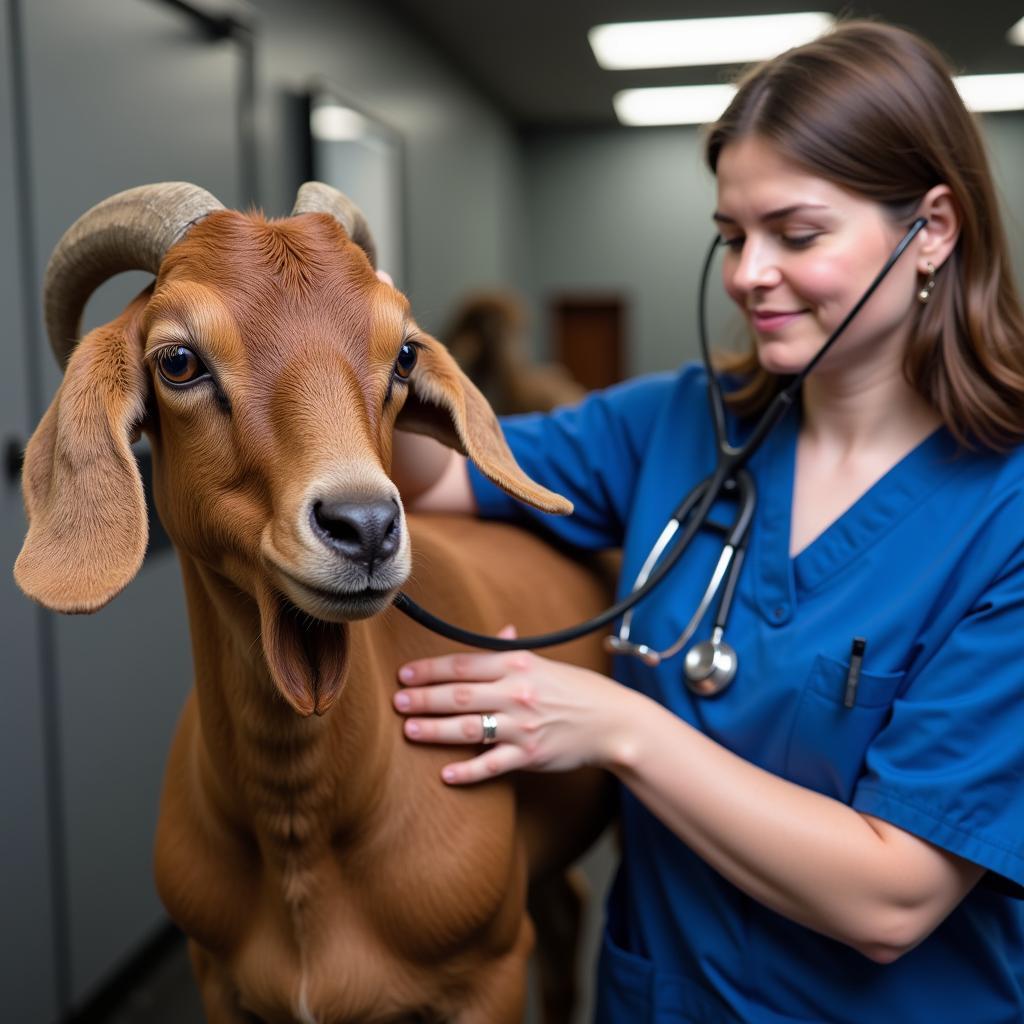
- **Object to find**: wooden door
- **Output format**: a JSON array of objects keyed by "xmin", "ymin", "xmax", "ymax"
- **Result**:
[{"xmin": 551, "ymin": 295, "xmax": 626, "ymax": 391}]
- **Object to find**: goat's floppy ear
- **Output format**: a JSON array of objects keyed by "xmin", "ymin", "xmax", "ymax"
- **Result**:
[
  {"xmin": 394, "ymin": 333, "xmax": 572, "ymax": 515},
  {"xmin": 15, "ymin": 303, "xmax": 148, "ymax": 613}
]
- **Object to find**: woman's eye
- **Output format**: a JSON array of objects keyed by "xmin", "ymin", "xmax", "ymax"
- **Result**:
[
  {"xmin": 394, "ymin": 342, "xmax": 417, "ymax": 380},
  {"xmin": 782, "ymin": 233, "xmax": 820, "ymax": 249},
  {"xmin": 720, "ymin": 236, "xmax": 744, "ymax": 252},
  {"xmin": 156, "ymin": 346, "xmax": 209, "ymax": 386}
]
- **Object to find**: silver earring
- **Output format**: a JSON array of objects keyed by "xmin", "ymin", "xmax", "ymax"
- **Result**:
[{"xmin": 917, "ymin": 262, "xmax": 936, "ymax": 304}]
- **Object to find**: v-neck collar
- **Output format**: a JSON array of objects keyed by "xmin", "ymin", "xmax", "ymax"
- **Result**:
[{"xmin": 751, "ymin": 408, "xmax": 964, "ymax": 617}]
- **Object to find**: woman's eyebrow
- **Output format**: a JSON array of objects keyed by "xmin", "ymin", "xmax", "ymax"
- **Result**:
[{"xmin": 712, "ymin": 203, "xmax": 830, "ymax": 225}]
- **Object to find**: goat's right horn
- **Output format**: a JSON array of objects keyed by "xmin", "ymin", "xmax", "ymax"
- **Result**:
[
  {"xmin": 44, "ymin": 182, "xmax": 225, "ymax": 368},
  {"xmin": 291, "ymin": 182, "xmax": 378, "ymax": 270}
]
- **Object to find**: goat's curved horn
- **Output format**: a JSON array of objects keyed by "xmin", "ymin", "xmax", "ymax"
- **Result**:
[
  {"xmin": 291, "ymin": 182, "xmax": 378, "ymax": 269},
  {"xmin": 44, "ymin": 182, "xmax": 225, "ymax": 368}
]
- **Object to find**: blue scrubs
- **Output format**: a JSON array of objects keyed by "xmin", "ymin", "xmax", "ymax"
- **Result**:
[{"xmin": 467, "ymin": 364, "xmax": 1024, "ymax": 1023}]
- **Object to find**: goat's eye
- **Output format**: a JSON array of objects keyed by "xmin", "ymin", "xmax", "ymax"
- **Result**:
[
  {"xmin": 157, "ymin": 346, "xmax": 208, "ymax": 386},
  {"xmin": 394, "ymin": 342, "xmax": 417, "ymax": 380}
]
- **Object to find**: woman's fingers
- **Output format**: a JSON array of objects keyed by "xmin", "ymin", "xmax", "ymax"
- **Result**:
[
  {"xmin": 398, "ymin": 649, "xmax": 530, "ymax": 688},
  {"xmin": 394, "ymin": 679, "xmax": 505, "ymax": 715},
  {"xmin": 404, "ymin": 711, "xmax": 510, "ymax": 746},
  {"xmin": 394, "ymin": 632, "xmax": 543, "ymax": 784},
  {"xmin": 440, "ymin": 743, "xmax": 529, "ymax": 786}
]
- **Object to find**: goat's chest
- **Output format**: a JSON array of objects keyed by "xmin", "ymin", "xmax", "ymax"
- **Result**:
[
  {"xmin": 175, "ymin": 760, "xmax": 528, "ymax": 1021},
  {"xmin": 229, "ymin": 782, "xmax": 524, "ymax": 1015}
]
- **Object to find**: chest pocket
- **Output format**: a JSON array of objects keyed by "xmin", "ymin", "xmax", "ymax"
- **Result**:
[{"xmin": 784, "ymin": 653, "xmax": 904, "ymax": 802}]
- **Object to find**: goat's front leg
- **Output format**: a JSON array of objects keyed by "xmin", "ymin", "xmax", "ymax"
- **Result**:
[
  {"xmin": 452, "ymin": 914, "xmax": 534, "ymax": 1024},
  {"xmin": 188, "ymin": 941, "xmax": 260, "ymax": 1024}
]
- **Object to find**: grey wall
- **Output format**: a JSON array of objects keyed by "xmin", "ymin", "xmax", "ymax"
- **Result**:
[
  {"xmin": 987, "ymin": 115, "xmax": 1024, "ymax": 293},
  {"xmin": 0, "ymin": 1, "xmax": 59, "ymax": 1019},
  {"xmin": 256, "ymin": 0, "xmax": 529, "ymax": 333},
  {"xmin": 523, "ymin": 126, "xmax": 720, "ymax": 375},
  {"xmin": 10, "ymin": 0, "xmax": 244, "ymax": 1016},
  {"xmin": 524, "ymin": 116, "xmax": 1024, "ymax": 375}
]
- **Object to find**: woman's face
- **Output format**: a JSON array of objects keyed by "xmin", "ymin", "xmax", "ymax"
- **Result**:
[{"xmin": 714, "ymin": 136, "xmax": 921, "ymax": 379}]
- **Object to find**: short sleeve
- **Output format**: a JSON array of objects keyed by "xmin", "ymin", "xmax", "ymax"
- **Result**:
[
  {"xmin": 853, "ymin": 505, "xmax": 1024, "ymax": 890},
  {"xmin": 468, "ymin": 371, "xmax": 680, "ymax": 551}
]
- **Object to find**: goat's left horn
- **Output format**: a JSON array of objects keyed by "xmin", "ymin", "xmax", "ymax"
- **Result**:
[
  {"xmin": 44, "ymin": 182, "xmax": 225, "ymax": 368},
  {"xmin": 291, "ymin": 182, "xmax": 378, "ymax": 269}
]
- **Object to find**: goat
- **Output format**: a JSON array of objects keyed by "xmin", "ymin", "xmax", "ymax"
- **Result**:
[{"xmin": 14, "ymin": 182, "xmax": 613, "ymax": 1023}]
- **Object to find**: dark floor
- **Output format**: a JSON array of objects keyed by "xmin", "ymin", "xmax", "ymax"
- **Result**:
[{"xmin": 74, "ymin": 931, "xmax": 204, "ymax": 1024}]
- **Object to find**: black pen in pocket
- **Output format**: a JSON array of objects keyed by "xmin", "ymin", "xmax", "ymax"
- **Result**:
[{"xmin": 844, "ymin": 637, "xmax": 867, "ymax": 709}]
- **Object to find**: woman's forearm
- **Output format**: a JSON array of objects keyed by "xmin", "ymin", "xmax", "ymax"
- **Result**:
[{"xmin": 604, "ymin": 689, "xmax": 980, "ymax": 961}]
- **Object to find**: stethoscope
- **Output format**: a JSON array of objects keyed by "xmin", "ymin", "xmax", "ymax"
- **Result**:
[{"xmin": 393, "ymin": 216, "xmax": 928, "ymax": 697}]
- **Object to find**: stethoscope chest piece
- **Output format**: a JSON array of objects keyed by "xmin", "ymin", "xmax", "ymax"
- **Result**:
[{"xmin": 684, "ymin": 629, "xmax": 738, "ymax": 697}]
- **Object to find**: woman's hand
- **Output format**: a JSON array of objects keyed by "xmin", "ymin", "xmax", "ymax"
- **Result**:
[{"xmin": 393, "ymin": 632, "xmax": 638, "ymax": 784}]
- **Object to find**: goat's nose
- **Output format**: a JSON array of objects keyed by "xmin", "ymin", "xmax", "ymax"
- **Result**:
[{"xmin": 310, "ymin": 497, "xmax": 401, "ymax": 568}]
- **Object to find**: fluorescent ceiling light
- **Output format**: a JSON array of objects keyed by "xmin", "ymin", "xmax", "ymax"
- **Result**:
[
  {"xmin": 1009, "ymin": 17, "xmax": 1024, "ymax": 45},
  {"xmin": 954, "ymin": 73, "xmax": 1024, "ymax": 112},
  {"xmin": 310, "ymin": 105, "xmax": 370, "ymax": 142},
  {"xmin": 614, "ymin": 85, "xmax": 738, "ymax": 126},
  {"xmin": 590, "ymin": 13, "xmax": 834, "ymax": 70},
  {"xmin": 614, "ymin": 73, "xmax": 1024, "ymax": 127}
]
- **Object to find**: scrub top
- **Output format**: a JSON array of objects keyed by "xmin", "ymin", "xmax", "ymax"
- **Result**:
[{"xmin": 467, "ymin": 363, "xmax": 1024, "ymax": 1023}]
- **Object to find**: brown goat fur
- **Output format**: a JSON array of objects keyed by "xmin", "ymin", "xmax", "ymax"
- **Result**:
[{"xmin": 16, "ymin": 207, "xmax": 613, "ymax": 1022}]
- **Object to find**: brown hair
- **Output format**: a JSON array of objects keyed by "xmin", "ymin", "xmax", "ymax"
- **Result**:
[{"xmin": 704, "ymin": 20, "xmax": 1024, "ymax": 450}]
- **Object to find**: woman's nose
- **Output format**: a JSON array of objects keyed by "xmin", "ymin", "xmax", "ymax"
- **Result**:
[{"xmin": 729, "ymin": 239, "xmax": 782, "ymax": 294}]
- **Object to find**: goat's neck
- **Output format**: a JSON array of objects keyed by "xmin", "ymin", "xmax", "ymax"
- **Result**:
[{"xmin": 178, "ymin": 558, "xmax": 394, "ymax": 855}]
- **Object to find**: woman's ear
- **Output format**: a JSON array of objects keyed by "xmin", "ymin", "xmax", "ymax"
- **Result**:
[
  {"xmin": 917, "ymin": 184, "xmax": 960, "ymax": 273},
  {"xmin": 394, "ymin": 332, "xmax": 572, "ymax": 515},
  {"xmin": 14, "ymin": 301, "xmax": 149, "ymax": 613}
]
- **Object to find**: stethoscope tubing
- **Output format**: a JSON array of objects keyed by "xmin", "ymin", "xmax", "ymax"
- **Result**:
[
  {"xmin": 392, "ymin": 217, "xmax": 928, "ymax": 652},
  {"xmin": 393, "ymin": 457, "xmax": 732, "ymax": 650},
  {"xmin": 610, "ymin": 467, "xmax": 754, "ymax": 664}
]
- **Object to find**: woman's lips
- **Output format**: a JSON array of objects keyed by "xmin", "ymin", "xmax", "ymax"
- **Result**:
[{"xmin": 750, "ymin": 309, "xmax": 806, "ymax": 333}]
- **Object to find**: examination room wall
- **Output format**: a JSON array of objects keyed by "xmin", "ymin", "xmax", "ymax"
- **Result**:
[
  {"xmin": 256, "ymin": 0, "xmax": 531, "ymax": 330},
  {"xmin": 0, "ymin": 1, "xmax": 528, "ymax": 1020},
  {"xmin": 523, "ymin": 115, "xmax": 1024, "ymax": 377}
]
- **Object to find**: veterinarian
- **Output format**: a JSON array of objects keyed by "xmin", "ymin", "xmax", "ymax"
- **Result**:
[{"xmin": 391, "ymin": 21, "xmax": 1024, "ymax": 1022}]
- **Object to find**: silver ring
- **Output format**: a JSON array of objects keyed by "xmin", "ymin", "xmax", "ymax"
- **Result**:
[{"xmin": 480, "ymin": 713, "xmax": 498, "ymax": 745}]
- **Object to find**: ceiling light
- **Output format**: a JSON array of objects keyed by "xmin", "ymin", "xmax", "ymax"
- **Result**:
[
  {"xmin": 613, "ymin": 85, "xmax": 738, "ymax": 126},
  {"xmin": 1009, "ymin": 17, "xmax": 1024, "ymax": 45},
  {"xmin": 954, "ymin": 73, "xmax": 1024, "ymax": 112},
  {"xmin": 613, "ymin": 72, "xmax": 1024, "ymax": 126},
  {"xmin": 589, "ymin": 13, "xmax": 834, "ymax": 70}
]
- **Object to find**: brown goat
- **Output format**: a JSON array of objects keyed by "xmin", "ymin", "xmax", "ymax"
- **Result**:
[{"xmin": 15, "ymin": 183, "xmax": 613, "ymax": 1023}]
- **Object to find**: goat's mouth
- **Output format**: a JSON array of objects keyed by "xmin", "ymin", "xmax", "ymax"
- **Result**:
[
  {"xmin": 255, "ymin": 583, "xmax": 349, "ymax": 717},
  {"xmin": 270, "ymin": 564, "xmax": 401, "ymax": 623}
]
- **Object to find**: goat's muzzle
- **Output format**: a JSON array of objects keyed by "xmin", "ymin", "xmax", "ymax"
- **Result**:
[
  {"xmin": 264, "ymin": 488, "xmax": 411, "ymax": 625},
  {"xmin": 310, "ymin": 496, "xmax": 401, "ymax": 571}
]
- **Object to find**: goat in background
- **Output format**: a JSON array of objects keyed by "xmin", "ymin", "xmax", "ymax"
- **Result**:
[{"xmin": 14, "ymin": 182, "xmax": 613, "ymax": 1024}]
